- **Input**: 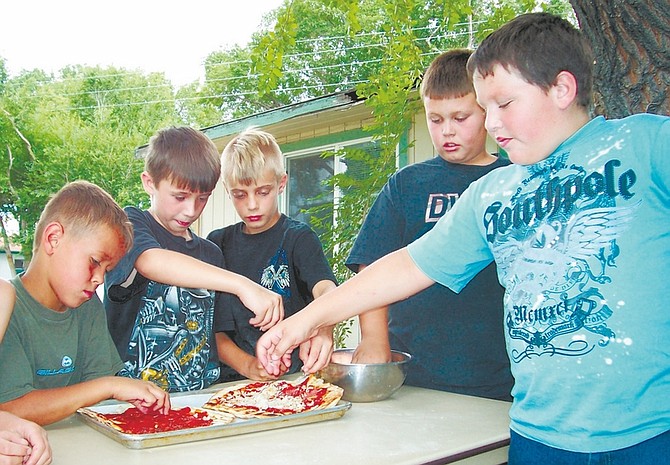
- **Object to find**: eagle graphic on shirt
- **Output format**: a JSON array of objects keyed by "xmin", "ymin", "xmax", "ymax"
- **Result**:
[
  {"xmin": 260, "ymin": 248, "xmax": 291, "ymax": 297},
  {"xmin": 488, "ymin": 155, "xmax": 639, "ymax": 363}
]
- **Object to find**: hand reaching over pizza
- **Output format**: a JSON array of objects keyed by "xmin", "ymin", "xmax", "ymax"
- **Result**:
[{"xmin": 202, "ymin": 374, "xmax": 344, "ymax": 419}]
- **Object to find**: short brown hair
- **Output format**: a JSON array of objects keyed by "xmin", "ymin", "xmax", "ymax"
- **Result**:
[
  {"xmin": 221, "ymin": 127, "xmax": 285, "ymax": 187},
  {"xmin": 33, "ymin": 180, "xmax": 133, "ymax": 254},
  {"xmin": 145, "ymin": 126, "xmax": 221, "ymax": 192},
  {"xmin": 467, "ymin": 12, "xmax": 593, "ymax": 108},
  {"xmin": 420, "ymin": 49, "xmax": 474, "ymax": 100}
]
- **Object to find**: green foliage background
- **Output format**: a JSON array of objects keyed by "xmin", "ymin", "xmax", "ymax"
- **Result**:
[{"xmin": 0, "ymin": 0, "xmax": 574, "ymax": 344}]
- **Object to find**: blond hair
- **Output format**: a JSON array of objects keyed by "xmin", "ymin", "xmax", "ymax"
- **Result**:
[
  {"xmin": 221, "ymin": 127, "xmax": 285, "ymax": 187},
  {"xmin": 33, "ymin": 181, "xmax": 133, "ymax": 254},
  {"xmin": 145, "ymin": 126, "xmax": 221, "ymax": 192}
]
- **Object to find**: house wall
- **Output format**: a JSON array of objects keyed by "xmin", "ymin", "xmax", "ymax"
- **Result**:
[{"xmin": 0, "ymin": 251, "xmax": 24, "ymax": 280}]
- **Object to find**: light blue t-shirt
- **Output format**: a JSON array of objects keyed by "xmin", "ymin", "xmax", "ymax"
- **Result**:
[{"xmin": 408, "ymin": 114, "xmax": 670, "ymax": 452}]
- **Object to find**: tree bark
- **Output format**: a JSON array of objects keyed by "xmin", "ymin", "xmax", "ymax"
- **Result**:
[{"xmin": 570, "ymin": 0, "xmax": 670, "ymax": 118}]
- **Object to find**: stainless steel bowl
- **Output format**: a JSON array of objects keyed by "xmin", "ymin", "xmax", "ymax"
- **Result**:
[{"xmin": 318, "ymin": 349, "xmax": 412, "ymax": 402}]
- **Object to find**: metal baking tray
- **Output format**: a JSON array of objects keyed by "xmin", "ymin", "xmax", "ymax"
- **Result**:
[{"xmin": 77, "ymin": 388, "xmax": 351, "ymax": 449}]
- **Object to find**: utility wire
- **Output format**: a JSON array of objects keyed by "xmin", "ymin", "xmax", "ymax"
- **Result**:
[
  {"xmin": 28, "ymin": 22, "xmax": 479, "ymax": 87},
  {"xmin": 32, "ymin": 28, "xmax": 473, "ymax": 104}
]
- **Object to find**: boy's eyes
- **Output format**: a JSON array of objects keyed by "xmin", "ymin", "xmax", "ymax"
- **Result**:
[
  {"xmin": 173, "ymin": 194, "xmax": 210, "ymax": 201},
  {"xmin": 90, "ymin": 257, "xmax": 101, "ymax": 268},
  {"xmin": 430, "ymin": 115, "xmax": 471, "ymax": 124},
  {"xmin": 232, "ymin": 189, "xmax": 271, "ymax": 198}
]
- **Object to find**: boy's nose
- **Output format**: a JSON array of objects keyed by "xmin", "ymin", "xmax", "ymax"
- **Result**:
[
  {"xmin": 183, "ymin": 198, "xmax": 197, "ymax": 217},
  {"xmin": 441, "ymin": 122, "xmax": 455, "ymax": 136},
  {"xmin": 92, "ymin": 269, "xmax": 104, "ymax": 286},
  {"xmin": 484, "ymin": 109, "xmax": 499, "ymax": 134}
]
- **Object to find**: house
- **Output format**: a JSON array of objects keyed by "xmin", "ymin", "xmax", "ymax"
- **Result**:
[
  {"xmin": 0, "ymin": 249, "xmax": 24, "ymax": 280},
  {"xmin": 195, "ymin": 88, "xmax": 436, "ymax": 239}
]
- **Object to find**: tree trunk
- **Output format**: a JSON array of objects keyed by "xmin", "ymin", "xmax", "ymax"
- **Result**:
[{"xmin": 570, "ymin": 0, "xmax": 670, "ymax": 118}]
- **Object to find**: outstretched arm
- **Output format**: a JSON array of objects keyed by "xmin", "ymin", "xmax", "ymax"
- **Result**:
[
  {"xmin": 258, "ymin": 248, "xmax": 434, "ymax": 375},
  {"xmin": 0, "ymin": 377, "xmax": 170, "ymax": 426},
  {"xmin": 136, "ymin": 248, "xmax": 283, "ymax": 330}
]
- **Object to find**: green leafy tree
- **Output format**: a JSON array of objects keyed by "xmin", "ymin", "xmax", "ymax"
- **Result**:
[{"xmin": 0, "ymin": 65, "xmax": 183, "ymax": 263}]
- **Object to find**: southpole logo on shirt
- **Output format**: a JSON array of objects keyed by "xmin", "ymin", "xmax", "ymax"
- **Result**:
[
  {"xmin": 484, "ymin": 159, "xmax": 635, "ymax": 242},
  {"xmin": 485, "ymin": 155, "xmax": 639, "ymax": 363}
]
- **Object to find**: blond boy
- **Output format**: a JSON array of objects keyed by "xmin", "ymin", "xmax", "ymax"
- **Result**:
[{"xmin": 207, "ymin": 128, "xmax": 336, "ymax": 381}]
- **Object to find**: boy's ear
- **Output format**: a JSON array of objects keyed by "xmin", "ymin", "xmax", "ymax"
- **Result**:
[
  {"xmin": 552, "ymin": 71, "xmax": 579, "ymax": 110},
  {"xmin": 278, "ymin": 173, "xmax": 288, "ymax": 194},
  {"xmin": 43, "ymin": 222, "xmax": 65, "ymax": 255},
  {"xmin": 141, "ymin": 171, "xmax": 155, "ymax": 195}
]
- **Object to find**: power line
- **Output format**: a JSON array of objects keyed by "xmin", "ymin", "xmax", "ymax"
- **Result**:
[
  {"xmin": 59, "ymin": 46, "xmax": 446, "ymax": 112},
  {"xmin": 62, "ymin": 80, "xmax": 371, "ymax": 111},
  {"xmin": 29, "ymin": 29, "xmax": 474, "ymax": 104},
  {"xmin": 27, "ymin": 22, "xmax": 479, "ymax": 88}
]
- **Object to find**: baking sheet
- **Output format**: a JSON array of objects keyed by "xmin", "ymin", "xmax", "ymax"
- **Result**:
[{"xmin": 77, "ymin": 388, "xmax": 351, "ymax": 449}]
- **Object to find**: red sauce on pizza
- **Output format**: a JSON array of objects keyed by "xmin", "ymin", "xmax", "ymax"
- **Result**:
[{"xmin": 102, "ymin": 407, "xmax": 213, "ymax": 434}]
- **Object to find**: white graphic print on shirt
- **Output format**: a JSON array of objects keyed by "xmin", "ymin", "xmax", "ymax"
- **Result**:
[{"xmin": 485, "ymin": 152, "xmax": 638, "ymax": 363}]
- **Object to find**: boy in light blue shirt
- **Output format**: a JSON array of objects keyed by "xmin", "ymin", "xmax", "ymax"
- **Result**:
[{"xmin": 257, "ymin": 12, "xmax": 670, "ymax": 464}]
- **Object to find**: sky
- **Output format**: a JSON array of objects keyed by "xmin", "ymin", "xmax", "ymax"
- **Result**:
[{"xmin": 0, "ymin": 0, "xmax": 285, "ymax": 86}]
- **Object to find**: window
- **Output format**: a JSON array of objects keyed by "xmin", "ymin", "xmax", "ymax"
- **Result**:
[
  {"xmin": 283, "ymin": 138, "xmax": 380, "ymax": 237},
  {"xmin": 285, "ymin": 152, "xmax": 335, "ymax": 234}
]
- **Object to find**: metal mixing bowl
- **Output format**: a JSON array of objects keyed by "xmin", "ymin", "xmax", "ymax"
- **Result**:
[{"xmin": 318, "ymin": 348, "xmax": 412, "ymax": 402}]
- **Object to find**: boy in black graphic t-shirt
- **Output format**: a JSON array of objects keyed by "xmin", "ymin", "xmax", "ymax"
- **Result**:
[
  {"xmin": 208, "ymin": 128, "xmax": 337, "ymax": 382},
  {"xmin": 104, "ymin": 126, "xmax": 283, "ymax": 392}
]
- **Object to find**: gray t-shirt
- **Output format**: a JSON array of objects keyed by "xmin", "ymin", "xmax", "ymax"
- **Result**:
[{"xmin": 0, "ymin": 276, "xmax": 123, "ymax": 403}]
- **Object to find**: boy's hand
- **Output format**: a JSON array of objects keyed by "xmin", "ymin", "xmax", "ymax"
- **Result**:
[
  {"xmin": 257, "ymin": 317, "xmax": 318, "ymax": 376},
  {"xmin": 298, "ymin": 326, "xmax": 334, "ymax": 374},
  {"xmin": 239, "ymin": 281, "xmax": 284, "ymax": 332},
  {"xmin": 109, "ymin": 378, "xmax": 171, "ymax": 414},
  {"xmin": 351, "ymin": 338, "xmax": 392, "ymax": 364},
  {"xmin": 0, "ymin": 412, "xmax": 51, "ymax": 465},
  {"xmin": 0, "ymin": 431, "xmax": 31, "ymax": 465},
  {"xmin": 240, "ymin": 356, "xmax": 289, "ymax": 381}
]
